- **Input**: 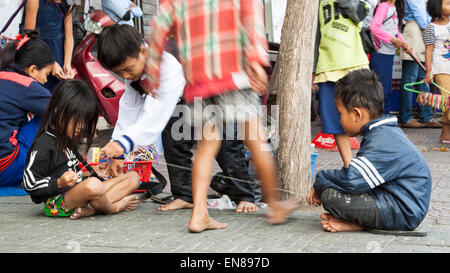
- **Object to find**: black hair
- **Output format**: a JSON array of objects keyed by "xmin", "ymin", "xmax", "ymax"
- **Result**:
[
  {"xmin": 97, "ymin": 24, "xmax": 143, "ymax": 70},
  {"xmin": 37, "ymin": 79, "xmax": 99, "ymax": 154},
  {"xmin": 0, "ymin": 29, "xmax": 56, "ymax": 71},
  {"xmin": 379, "ymin": 0, "xmax": 406, "ymax": 29},
  {"xmin": 427, "ymin": 0, "xmax": 443, "ymax": 21},
  {"xmin": 335, "ymin": 69, "xmax": 384, "ymax": 119}
]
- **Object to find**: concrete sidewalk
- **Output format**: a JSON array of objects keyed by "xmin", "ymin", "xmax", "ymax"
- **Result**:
[{"xmin": 0, "ymin": 121, "xmax": 448, "ymax": 253}]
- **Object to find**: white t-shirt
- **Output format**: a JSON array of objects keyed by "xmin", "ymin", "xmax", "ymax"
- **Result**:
[
  {"xmin": 112, "ymin": 51, "xmax": 186, "ymax": 153},
  {"xmin": 423, "ymin": 22, "xmax": 450, "ymax": 75}
]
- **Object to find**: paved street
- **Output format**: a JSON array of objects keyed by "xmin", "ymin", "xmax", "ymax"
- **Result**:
[{"xmin": 0, "ymin": 121, "xmax": 449, "ymax": 253}]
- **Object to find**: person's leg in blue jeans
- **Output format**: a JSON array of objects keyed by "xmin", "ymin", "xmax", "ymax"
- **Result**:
[
  {"xmin": 400, "ymin": 60, "xmax": 420, "ymax": 124},
  {"xmin": 370, "ymin": 52, "xmax": 394, "ymax": 114},
  {"xmin": 416, "ymin": 65, "xmax": 440, "ymax": 127},
  {"xmin": 399, "ymin": 60, "xmax": 440, "ymax": 127}
]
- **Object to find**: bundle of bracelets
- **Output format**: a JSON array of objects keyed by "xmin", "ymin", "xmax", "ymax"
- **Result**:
[
  {"xmin": 83, "ymin": 144, "xmax": 159, "ymax": 178},
  {"xmin": 404, "ymin": 80, "xmax": 450, "ymax": 112}
]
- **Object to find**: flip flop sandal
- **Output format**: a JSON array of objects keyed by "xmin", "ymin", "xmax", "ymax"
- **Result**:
[
  {"xmin": 365, "ymin": 228, "xmax": 427, "ymax": 237},
  {"xmin": 150, "ymin": 193, "xmax": 174, "ymax": 204}
]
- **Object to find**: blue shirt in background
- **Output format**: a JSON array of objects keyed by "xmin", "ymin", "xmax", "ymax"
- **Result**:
[
  {"xmin": 102, "ymin": 0, "xmax": 143, "ymax": 27},
  {"xmin": 404, "ymin": 0, "xmax": 431, "ymax": 30}
]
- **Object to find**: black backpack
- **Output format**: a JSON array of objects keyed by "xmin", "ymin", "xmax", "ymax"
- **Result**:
[{"xmin": 337, "ymin": 0, "xmax": 394, "ymax": 54}]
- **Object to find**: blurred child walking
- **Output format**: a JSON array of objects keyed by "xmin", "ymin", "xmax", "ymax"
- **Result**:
[{"xmin": 145, "ymin": 0, "xmax": 298, "ymax": 233}]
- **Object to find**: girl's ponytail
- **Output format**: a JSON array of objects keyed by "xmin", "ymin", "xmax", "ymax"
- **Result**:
[{"xmin": 0, "ymin": 29, "xmax": 55, "ymax": 71}]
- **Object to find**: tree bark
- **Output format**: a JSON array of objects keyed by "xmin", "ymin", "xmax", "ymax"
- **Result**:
[{"xmin": 274, "ymin": 0, "xmax": 319, "ymax": 205}]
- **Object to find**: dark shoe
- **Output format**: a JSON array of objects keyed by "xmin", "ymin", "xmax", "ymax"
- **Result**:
[
  {"xmin": 402, "ymin": 119, "xmax": 426, "ymax": 128},
  {"xmin": 422, "ymin": 119, "xmax": 442, "ymax": 128}
]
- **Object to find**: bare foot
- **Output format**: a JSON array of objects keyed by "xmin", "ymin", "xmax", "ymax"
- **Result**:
[
  {"xmin": 236, "ymin": 201, "xmax": 259, "ymax": 213},
  {"xmin": 320, "ymin": 213, "xmax": 364, "ymax": 232},
  {"xmin": 158, "ymin": 198, "xmax": 193, "ymax": 211},
  {"xmin": 266, "ymin": 199, "xmax": 299, "ymax": 224},
  {"xmin": 188, "ymin": 210, "xmax": 227, "ymax": 233},
  {"xmin": 125, "ymin": 195, "xmax": 140, "ymax": 211},
  {"xmin": 113, "ymin": 195, "xmax": 139, "ymax": 213},
  {"xmin": 70, "ymin": 204, "xmax": 96, "ymax": 220}
]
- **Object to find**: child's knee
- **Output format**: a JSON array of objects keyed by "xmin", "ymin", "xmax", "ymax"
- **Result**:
[
  {"xmin": 84, "ymin": 178, "xmax": 105, "ymax": 197},
  {"xmin": 127, "ymin": 171, "xmax": 140, "ymax": 188},
  {"xmin": 320, "ymin": 188, "xmax": 342, "ymax": 212}
]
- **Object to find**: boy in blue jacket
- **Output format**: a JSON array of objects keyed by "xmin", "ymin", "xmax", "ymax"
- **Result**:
[{"xmin": 307, "ymin": 69, "xmax": 432, "ymax": 232}]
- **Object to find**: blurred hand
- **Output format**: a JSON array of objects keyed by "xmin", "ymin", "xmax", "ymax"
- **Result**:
[
  {"xmin": 92, "ymin": 163, "xmax": 110, "ymax": 179},
  {"xmin": 57, "ymin": 170, "xmax": 78, "ymax": 188},
  {"xmin": 391, "ymin": 37, "xmax": 403, "ymax": 49},
  {"xmin": 312, "ymin": 74, "xmax": 319, "ymax": 91},
  {"xmin": 401, "ymin": 43, "xmax": 413, "ymax": 55},
  {"xmin": 109, "ymin": 159, "xmax": 124, "ymax": 177},
  {"xmin": 246, "ymin": 62, "xmax": 268, "ymax": 94},
  {"xmin": 306, "ymin": 188, "xmax": 321, "ymax": 206},
  {"xmin": 100, "ymin": 141, "xmax": 125, "ymax": 158}
]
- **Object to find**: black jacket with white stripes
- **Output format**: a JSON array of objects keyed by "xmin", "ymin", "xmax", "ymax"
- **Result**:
[{"xmin": 23, "ymin": 131, "xmax": 82, "ymax": 204}]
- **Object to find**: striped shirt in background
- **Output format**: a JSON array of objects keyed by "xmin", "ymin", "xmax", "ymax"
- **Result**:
[
  {"xmin": 145, "ymin": 0, "xmax": 269, "ymax": 103},
  {"xmin": 422, "ymin": 22, "xmax": 450, "ymax": 75}
]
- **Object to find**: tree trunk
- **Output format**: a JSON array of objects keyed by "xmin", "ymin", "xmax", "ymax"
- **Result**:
[{"xmin": 274, "ymin": 0, "xmax": 319, "ymax": 206}]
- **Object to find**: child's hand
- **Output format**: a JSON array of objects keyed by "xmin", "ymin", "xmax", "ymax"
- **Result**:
[
  {"xmin": 424, "ymin": 71, "xmax": 433, "ymax": 85},
  {"xmin": 311, "ymin": 73, "xmax": 319, "ymax": 91},
  {"xmin": 391, "ymin": 37, "xmax": 403, "ymax": 49},
  {"xmin": 57, "ymin": 170, "xmax": 78, "ymax": 188},
  {"xmin": 100, "ymin": 141, "xmax": 125, "ymax": 158},
  {"xmin": 306, "ymin": 188, "xmax": 321, "ymax": 206},
  {"xmin": 52, "ymin": 62, "xmax": 68, "ymax": 80},
  {"xmin": 246, "ymin": 62, "xmax": 268, "ymax": 94},
  {"xmin": 93, "ymin": 163, "xmax": 110, "ymax": 179},
  {"xmin": 402, "ymin": 44, "xmax": 413, "ymax": 55},
  {"xmin": 63, "ymin": 63, "xmax": 75, "ymax": 79},
  {"xmin": 110, "ymin": 159, "xmax": 124, "ymax": 177}
]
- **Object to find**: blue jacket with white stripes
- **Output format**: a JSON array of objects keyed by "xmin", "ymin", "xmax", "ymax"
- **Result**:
[{"xmin": 313, "ymin": 116, "xmax": 432, "ymax": 231}]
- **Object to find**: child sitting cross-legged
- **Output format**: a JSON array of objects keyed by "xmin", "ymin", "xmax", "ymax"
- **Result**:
[
  {"xmin": 24, "ymin": 80, "xmax": 140, "ymax": 219},
  {"xmin": 307, "ymin": 69, "xmax": 432, "ymax": 232}
]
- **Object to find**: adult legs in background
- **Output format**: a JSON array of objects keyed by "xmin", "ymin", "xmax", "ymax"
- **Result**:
[
  {"xmin": 400, "ymin": 61, "xmax": 428, "ymax": 127},
  {"xmin": 370, "ymin": 52, "xmax": 394, "ymax": 115}
]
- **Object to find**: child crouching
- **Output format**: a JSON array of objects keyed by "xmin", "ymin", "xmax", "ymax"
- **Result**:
[
  {"xmin": 24, "ymin": 80, "xmax": 140, "ymax": 219},
  {"xmin": 307, "ymin": 69, "xmax": 431, "ymax": 232}
]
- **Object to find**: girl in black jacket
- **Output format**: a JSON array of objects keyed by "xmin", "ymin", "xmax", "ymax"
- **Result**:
[{"xmin": 24, "ymin": 80, "xmax": 140, "ymax": 219}]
